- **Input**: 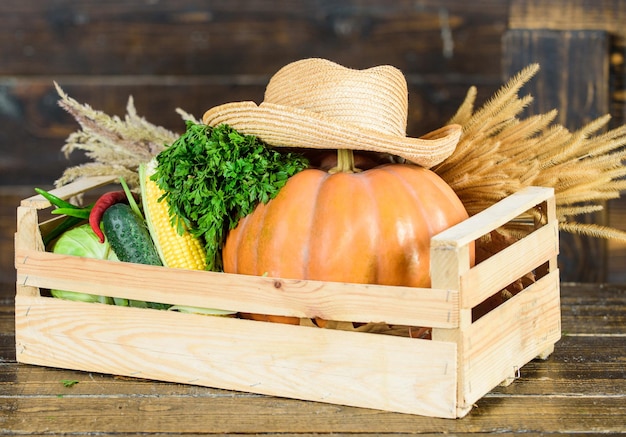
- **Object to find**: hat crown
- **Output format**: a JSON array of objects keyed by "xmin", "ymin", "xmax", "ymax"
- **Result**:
[{"xmin": 263, "ymin": 58, "xmax": 408, "ymax": 137}]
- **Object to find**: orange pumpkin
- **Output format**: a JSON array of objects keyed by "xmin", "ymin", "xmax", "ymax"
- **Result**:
[{"xmin": 224, "ymin": 154, "xmax": 472, "ymax": 295}]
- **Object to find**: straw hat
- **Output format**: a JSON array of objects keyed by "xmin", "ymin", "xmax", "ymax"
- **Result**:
[{"xmin": 202, "ymin": 58, "xmax": 461, "ymax": 168}]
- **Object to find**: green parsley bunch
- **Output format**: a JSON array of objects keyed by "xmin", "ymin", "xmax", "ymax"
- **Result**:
[{"xmin": 153, "ymin": 122, "xmax": 308, "ymax": 271}]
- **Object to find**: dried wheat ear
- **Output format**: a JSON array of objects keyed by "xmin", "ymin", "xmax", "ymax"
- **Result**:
[{"xmin": 433, "ymin": 64, "xmax": 626, "ymax": 242}]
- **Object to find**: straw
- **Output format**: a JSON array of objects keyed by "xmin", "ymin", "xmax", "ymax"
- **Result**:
[{"xmin": 202, "ymin": 58, "xmax": 461, "ymax": 168}]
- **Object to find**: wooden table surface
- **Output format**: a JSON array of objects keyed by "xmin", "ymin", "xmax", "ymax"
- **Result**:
[{"xmin": 0, "ymin": 282, "xmax": 624, "ymax": 435}]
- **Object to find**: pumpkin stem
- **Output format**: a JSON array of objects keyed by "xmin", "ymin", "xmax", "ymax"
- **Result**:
[{"xmin": 328, "ymin": 149, "xmax": 362, "ymax": 174}]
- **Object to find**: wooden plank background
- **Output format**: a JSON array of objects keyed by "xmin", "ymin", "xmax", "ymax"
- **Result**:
[
  {"xmin": 0, "ymin": 0, "xmax": 508, "ymax": 185},
  {"xmin": 506, "ymin": 0, "xmax": 626, "ymax": 283},
  {"xmin": 0, "ymin": 0, "xmax": 624, "ymax": 289}
]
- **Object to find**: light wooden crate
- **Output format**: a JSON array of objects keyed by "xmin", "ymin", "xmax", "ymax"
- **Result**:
[{"xmin": 14, "ymin": 176, "xmax": 561, "ymax": 419}]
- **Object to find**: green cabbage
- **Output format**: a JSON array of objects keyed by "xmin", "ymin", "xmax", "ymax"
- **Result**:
[
  {"xmin": 49, "ymin": 223, "xmax": 218, "ymax": 312},
  {"xmin": 50, "ymin": 223, "xmax": 169, "ymax": 309},
  {"xmin": 51, "ymin": 224, "xmax": 118, "ymax": 303}
]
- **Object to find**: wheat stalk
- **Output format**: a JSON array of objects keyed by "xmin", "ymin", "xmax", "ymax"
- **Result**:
[{"xmin": 434, "ymin": 64, "xmax": 626, "ymax": 241}]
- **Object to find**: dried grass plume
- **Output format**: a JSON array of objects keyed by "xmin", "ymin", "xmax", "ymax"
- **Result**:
[{"xmin": 54, "ymin": 82, "xmax": 181, "ymax": 189}]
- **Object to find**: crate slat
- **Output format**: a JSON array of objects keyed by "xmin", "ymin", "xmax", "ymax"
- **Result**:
[
  {"xmin": 429, "ymin": 185, "xmax": 558, "ymax": 417},
  {"xmin": 460, "ymin": 222, "xmax": 559, "ymax": 308},
  {"xmin": 15, "ymin": 249, "xmax": 459, "ymax": 328},
  {"xmin": 460, "ymin": 269, "xmax": 561, "ymax": 407},
  {"xmin": 431, "ymin": 186, "xmax": 555, "ymax": 249},
  {"xmin": 20, "ymin": 175, "xmax": 119, "ymax": 208},
  {"xmin": 15, "ymin": 293, "xmax": 459, "ymax": 418}
]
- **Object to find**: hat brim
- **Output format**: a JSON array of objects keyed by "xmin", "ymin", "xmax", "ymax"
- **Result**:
[{"xmin": 202, "ymin": 101, "xmax": 461, "ymax": 168}]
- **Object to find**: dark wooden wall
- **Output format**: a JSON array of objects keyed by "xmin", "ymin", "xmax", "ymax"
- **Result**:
[
  {"xmin": 0, "ymin": 0, "xmax": 510, "ymax": 186},
  {"xmin": 1, "ymin": 0, "xmax": 625, "ymax": 290}
]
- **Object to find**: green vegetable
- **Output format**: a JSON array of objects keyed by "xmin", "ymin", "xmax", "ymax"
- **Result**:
[
  {"xmin": 101, "ymin": 203, "xmax": 169, "ymax": 309},
  {"xmin": 49, "ymin": 206, "xmax": 167, "ymax": 309},
  {"xmin": 51, "ymin": 207, "xmax": 91, "ymax": 219},
  {"xmin": 61, "ymin": 379, "xmax": 79, "ymax": 388},
  {"xmin": 102, "ymin": 203, "xmax": 162, "ymax": 266},
  {"xmin": 119, "ymin": 176, "xmax": 143, "ymax": 218},
  {"xmin": 35, "ymin": 187, "xmax": 80, "ymax": 210},
  {"xmin": 153, "ymin": 122, "xmax": 308, "ymax": 271},
  {"xmin": 101, "ymin": 204, "xmax": 166, "ymax": 305},
  {"xmin": 51, "ymin": 224, "xmax": 118, "ymax": 303},
  {"xmin": 168, "ymin": 305, "xmax": 236, "ymax": 316},
  {"xmin": 43, "ymin": 215, "xmax": 85, "ymax": 247},
  {"xmin": 34, "ymin": 187, "xmax": 94, "ymax": 246}
]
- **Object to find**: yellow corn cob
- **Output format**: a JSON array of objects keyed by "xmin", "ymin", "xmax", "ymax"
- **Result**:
[{"xmin": 140, "ymin": 160, "xmax": 207, "ymax": 270}]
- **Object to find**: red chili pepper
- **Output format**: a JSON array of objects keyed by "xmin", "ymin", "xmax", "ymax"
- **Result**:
[{"xmin": 89, "ymin": 191, "xmax": 138, "ymax": 243}]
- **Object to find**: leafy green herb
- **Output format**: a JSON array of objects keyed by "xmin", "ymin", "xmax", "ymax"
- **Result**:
[
  {"xmin": 61, "ymin": 379, "xmax": 79, "ymax": 388},
  {"xmin": 153, "ymin": 122, "xmax": 308, "ymax": 271}
]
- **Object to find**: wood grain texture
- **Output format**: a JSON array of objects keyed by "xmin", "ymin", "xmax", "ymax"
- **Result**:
[
  {"xmin": 506, "ymin": 0, "xmax": 626, "ymax": 284},
  {"xmin": 0, "ymin": 0, "xmax": 509, "ymax": 76},
  {"xmin": 560, "ymin": 282, "xmax": 626, "ymax": 335},
  {"xmin": 12, "ymin": 181, "xmax": 557, "ymax": 329},
  {"xmin": 502, "ymin": 29, "xmax": 610, "ymax": 128},
  {"xmin": 0, "ymin": 78, "xmax": 490, "ymax": 186},
  {"xmin": 15, "ymin": 249, "xmax": 460, "ymax": 327},
  {"xmin": 15, "ymin": 294, "xmax": 459, "ymax": 418},
  {"xmin": 0, "ymin": 0, "xmax": 506, "ymax": 186},
  {"xmin": 12, "ymin": 171, "xmax": 461, "ymax": 327},
  {"xmin": 607, "ymin": 197, "xmax": 626, "ymax": 283},
  {"xmin": 461, "ymin": 223, "xmax": 558, "ymax": 307},
  {"xmin": 461, "ymin": 271, "xmax": 561, "ymax": 407},
  {"xmin": 1, "ymin": 395, "xmax": 625, "ymax": 434},
  {"xmin": 8, "ymin": 180, "xmax": 565, "ymax": 419},
  {"xmin": 509, "ymin": 0, "xmax": 626, "ymax": 39},
  {"xmin": 1, "ymin": 283, "xmax": 625, "ymax": 434},
  {"xmin": 503, "ymin": 28, "xmax": 612, "ymax": 283},
  {"xmin": 429, "ymin": 186, "xmax": 559, "ymax": 416},
  {"xmin": 432, "ymin": 186, "xmax": 557, "ymax": 308}
]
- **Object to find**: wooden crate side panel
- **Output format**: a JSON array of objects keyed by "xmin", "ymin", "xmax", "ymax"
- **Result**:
[
  {"xmin": 15, "ymin": 248, "xmax": 458, "ymax": 328},
  {"xmin": 431, "ymin": 186, "xmax": 555, "ymax": 249},
  {"xmin": 15, "ymin": 206, "xmax": 43, "ymax": 253},
  {"xmin": 15, "ymin": 206, "xmax": 43, "ymax": 298},
  {"xmin": 428, "ymin": 242, "xmax": 473, "ymax": 418},
  {"xmin": 460, "ymin": 270, "xmax": 561, "ymax": 407},
  {"xmin": 430, "ymin": 186, "xmax": 557, "ymax": 417},
  {"xmin": 15, "ymin": 294, "xmax": 458, "ymax": 418},
  {"xmin": 460, "ymin": 221, "xmax": 559, "ymax": 308}
]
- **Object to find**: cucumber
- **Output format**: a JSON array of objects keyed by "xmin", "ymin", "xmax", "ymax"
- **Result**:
[{"xmin": 102, "ymin": 203, "xmax": 162, "ymax": 266}]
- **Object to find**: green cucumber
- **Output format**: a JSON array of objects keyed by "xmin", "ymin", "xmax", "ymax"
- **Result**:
[{"xmin": 102, "ymin": 203, "xmax": 162, "ymax": 266}]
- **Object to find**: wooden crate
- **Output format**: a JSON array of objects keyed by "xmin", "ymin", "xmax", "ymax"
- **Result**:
[{"xmin": 14, "ymin": 176, "xmax": 561, "ymax": 419}]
